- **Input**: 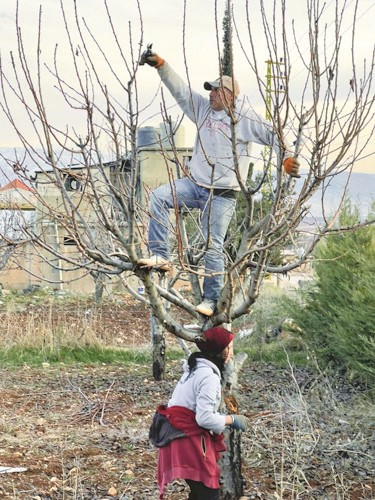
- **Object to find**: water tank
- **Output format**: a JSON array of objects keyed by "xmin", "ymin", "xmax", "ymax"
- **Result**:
[
  {"xmin": 137, "ymin": 126, "xmax": 160, "ymax": 149},
  {"xmin": 159, "ymin": 122, "xmax": 185, "ymax": 148}
]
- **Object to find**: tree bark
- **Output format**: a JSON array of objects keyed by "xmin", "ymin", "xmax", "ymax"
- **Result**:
[
  {"xmin": 220, "ymin": 429, "xmax": 244, "ymax": 499},
  {"xmin": 151, "ymin": 313, "xmax": 166, "ymax": 381},
  {"xmin": 220, "ymin": 353, "xmax": 248, "ymax": 499}
]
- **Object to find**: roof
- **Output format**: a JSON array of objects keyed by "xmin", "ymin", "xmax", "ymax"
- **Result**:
[{"xmin": 0, "ymin": 178, "xmax": 35, "ymax": 192}]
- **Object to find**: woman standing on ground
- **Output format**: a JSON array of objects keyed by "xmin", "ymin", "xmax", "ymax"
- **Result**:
[{"xmin": 150, "ymin": 326, "xmax": 249, "ymax": 499}]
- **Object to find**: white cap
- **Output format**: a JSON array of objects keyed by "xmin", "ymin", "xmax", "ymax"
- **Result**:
[{"xmin": 204, "ymin": 75, "xmax": 240, "ymax": 97}]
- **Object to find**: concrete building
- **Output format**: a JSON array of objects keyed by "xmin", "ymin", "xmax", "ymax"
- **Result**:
[
  {"xmin": 0, "ymin": 125, "xmax": 192, "ymax": 293},
  {"xmin": 0, "ymin": 179, "xmax": 37, "ymax": 290}
]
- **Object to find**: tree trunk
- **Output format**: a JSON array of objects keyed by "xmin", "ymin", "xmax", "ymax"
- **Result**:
[
  {"xmin": 220, "ymin": 353, "xmax": 248, "ymax": 498},
  {"xmin": 220, "ymin": 429, "xmax": 244, "ymax": 499},
  {"xmin": 92, "ymin": 272, "xmax": 106, "ymax": 304},
  {"xmin": 151, "ymin": 313, "xmax": 166, "ymax": 381}
]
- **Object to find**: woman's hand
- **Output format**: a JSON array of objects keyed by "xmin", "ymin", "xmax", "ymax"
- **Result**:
[{"xmin": 229, "ymin": 414, "xmax": 249, "ymax": 431}]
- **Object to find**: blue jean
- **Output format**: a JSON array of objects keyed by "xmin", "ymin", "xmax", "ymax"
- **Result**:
[{"xmin": 148, "ymin": 177, "xmax": 237, "ymax": 302}]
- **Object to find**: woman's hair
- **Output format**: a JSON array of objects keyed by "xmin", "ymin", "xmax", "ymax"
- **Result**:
[{"xmin": 187, "ymin": 351, "xmax": 225, "ymax": 376}]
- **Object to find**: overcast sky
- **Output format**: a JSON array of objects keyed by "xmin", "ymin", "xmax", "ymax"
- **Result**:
[{"xmin": 1, "ymin": 0, "xmax": 374, "ymax": 172}]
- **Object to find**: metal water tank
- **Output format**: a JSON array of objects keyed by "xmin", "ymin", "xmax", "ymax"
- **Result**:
[{"xmin": 137, "ymin": 126, "xmax": 160, "ymax": 149}]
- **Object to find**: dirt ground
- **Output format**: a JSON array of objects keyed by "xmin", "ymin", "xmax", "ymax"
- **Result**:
[{"xmin": 0, "ymin": 297, "xmax": 374, "ymax": 499}]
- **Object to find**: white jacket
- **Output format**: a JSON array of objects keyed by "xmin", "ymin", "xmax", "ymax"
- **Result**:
[
  {"xmin": 158, "ymin": 62, "xmax": 292, "ymax": 190},
  {"xmin": 168, "ymin": 358, "xmax": 226, "ymax": 435}
]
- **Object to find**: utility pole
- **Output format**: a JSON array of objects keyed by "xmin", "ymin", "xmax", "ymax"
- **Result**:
[
  {"xmin": 265, "ymin": 59, "xmax": 287, "ymax": 289},
  {"xmin": 263, "ymin": 58, "xmax": 286, "ymax": 166},
  {"xmin": 265, "ymin": 58, "xmax": 286, "ymax": 120}
]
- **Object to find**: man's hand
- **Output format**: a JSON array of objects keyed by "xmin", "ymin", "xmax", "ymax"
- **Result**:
[
  {"xmin": 283, "ymin": 157, "xmax": 301, "ymax": 178},
  {"xmin": 139, "ymin": 45, "xmax": 165, "ymax": 68}
]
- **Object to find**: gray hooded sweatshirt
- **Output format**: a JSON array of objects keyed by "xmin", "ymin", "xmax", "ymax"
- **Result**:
[
  {"xmin": 157, "ymin": 62, "xmax": 293, "ymax": 191},
  {"xmin": 168, "ymin": 358, "xmax": 226, "ymax": 435}
]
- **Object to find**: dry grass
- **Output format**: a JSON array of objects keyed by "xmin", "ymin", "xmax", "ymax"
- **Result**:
[
  {"xmin": 0, "ymin": 292, "xmax": 158, "ymax": 358},
  {"xmin": 241, "ymin": 362, "xmax": 375, "ymax": 499},
  {"xmin": 1, "ymin": 301, "xmax": 110, "ymax": 350}
]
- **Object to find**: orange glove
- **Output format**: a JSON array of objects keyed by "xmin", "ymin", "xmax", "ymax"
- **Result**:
[
  {"xmin": 283, "ymin": 157, "xmax": 301, "ymax": 178},
  {"xmin": 139, "ymin": 45, "xmax": 165, "ymax": 68}
]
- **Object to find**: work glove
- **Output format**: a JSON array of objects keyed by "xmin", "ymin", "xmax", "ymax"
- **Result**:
[
  {"xmin": 230, "ymin": 414, "xmax": 249, "ymax": 431},
  {"xmin": 283, "ymin": 157, "xmax": 301, "ymax": 178},
  {"xmin": 139, "ymin": 44, "xmax": 165, "ymax": 68}
]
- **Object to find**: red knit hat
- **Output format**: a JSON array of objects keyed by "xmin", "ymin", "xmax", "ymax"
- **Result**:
[{"xmin": 195, "ymin": 327, "xmax": 234, "ymax": 354}]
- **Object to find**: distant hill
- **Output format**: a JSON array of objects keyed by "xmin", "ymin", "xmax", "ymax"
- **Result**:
[
  {"xmin": 0, "ymin": 147, "xmax": 41, "ymax": 186},
  {"xmin": 305, "ymin": 171, "xmax": 374, "ymax": 219},
  {"xmin": 0, "ymin": 147, "xmax": 81, "ymax": 186},
  {"xmin": 1, "ymin": 147, "xmax": 374, "ymax": 218}
]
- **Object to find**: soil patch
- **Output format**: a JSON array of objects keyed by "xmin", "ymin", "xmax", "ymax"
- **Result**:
[{"xmin": 0, "ymin": 296, "xmax": 373, "ymax": 499}]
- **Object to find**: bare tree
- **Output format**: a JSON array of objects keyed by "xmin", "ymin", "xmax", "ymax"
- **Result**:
[
  {"xmin": 0, "ymin": 0, "xmax": 374, "ymax": 496},
  {"xmin": 0, "ymin": 176, "xmax": 35, "ymax": 288},
  {"xmin": 0, "ymin": 209, "xmax": 20, "ymax": 275}
]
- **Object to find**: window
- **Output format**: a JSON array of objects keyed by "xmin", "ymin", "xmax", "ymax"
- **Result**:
[
  {"xmin": 64, "ymin": 173, "xmax": 82, "ymax": 192},
  {"xmin": 63, "ymin": 237, "xmax": 77, "ymax": 246}
]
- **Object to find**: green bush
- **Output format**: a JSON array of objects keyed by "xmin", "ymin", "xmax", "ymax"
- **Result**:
[{"xmin": 286, "ymin": 201, "xmax": 375, "ymax": 383}]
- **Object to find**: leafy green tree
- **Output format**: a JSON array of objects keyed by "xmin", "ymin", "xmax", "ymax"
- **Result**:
[{"xmin": 289, "ymin": 201, "xmax": 375, "ymax": 382}]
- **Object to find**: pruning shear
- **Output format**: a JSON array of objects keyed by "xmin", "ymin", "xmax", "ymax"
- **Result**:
[{"xmin": 139, "ymin": 43, "xmax": 154, "ymax": 65}]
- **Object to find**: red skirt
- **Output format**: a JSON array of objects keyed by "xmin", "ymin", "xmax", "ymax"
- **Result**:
[{"xmin": 156, "ymin": 405, "xmax": 226, "ymax": 499}]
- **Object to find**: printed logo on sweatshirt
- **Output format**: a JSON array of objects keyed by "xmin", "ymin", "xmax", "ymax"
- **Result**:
[{"xmin": 204, "ymin": 117, "xmax": 231, "ymax": 135}]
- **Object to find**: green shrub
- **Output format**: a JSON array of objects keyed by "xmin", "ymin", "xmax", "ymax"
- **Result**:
[{"xmin": 286, "ymin": 201, "xmax": 375, "ymax": 383}]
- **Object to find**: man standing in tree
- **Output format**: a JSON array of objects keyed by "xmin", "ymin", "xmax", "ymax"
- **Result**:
[{"xmin": 139, "ymin": 49, "xmax": 300, "ymax": 317}]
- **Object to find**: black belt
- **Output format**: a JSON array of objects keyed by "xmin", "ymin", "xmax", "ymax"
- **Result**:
[
  {"xmin": 191, "ymin": 176, "xmax": 238, "ymax": 199},
  {"xmin": 210, "ymin": 187, "xmax": 238, "ymax": 199}
]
